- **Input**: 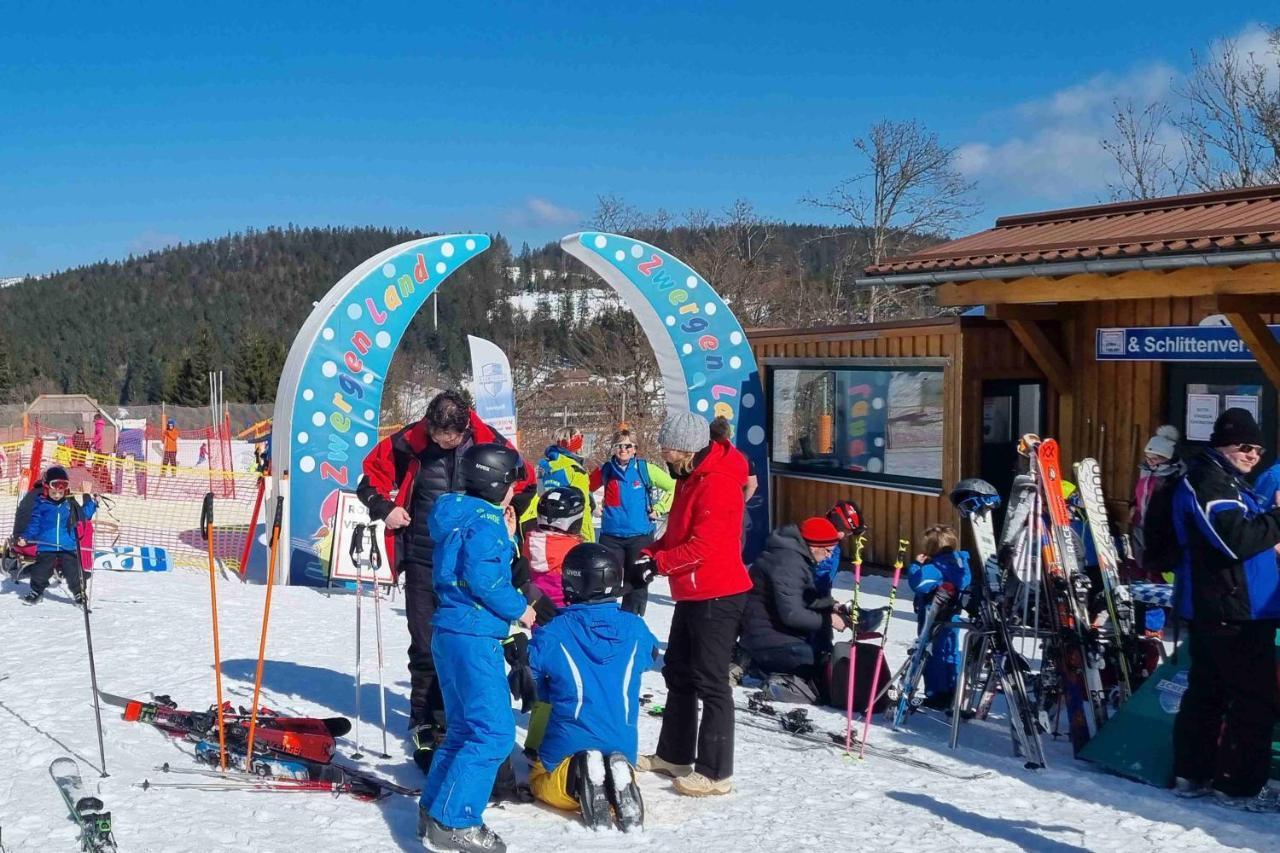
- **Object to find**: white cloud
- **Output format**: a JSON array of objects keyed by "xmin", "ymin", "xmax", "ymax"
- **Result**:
[
  {"xmin": 504, "ymin": 197, "xmax": 580, "ymax": 228},
  {"xmin": 956, "ymin": 22, "xmax": 1274, "ymax": 204}
]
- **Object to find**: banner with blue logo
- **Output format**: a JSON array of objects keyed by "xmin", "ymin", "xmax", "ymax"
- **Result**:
[
  {"xmin": 561, "ymin": 232, "xmax": 769, "ymax": 559},
  {"xmin": 467, "ymin": 334, "xmax": 517, "ymax": 442},
  {"xmin": 1096, "ymin": 325, "xmax": 1280, "ymax": 362}
]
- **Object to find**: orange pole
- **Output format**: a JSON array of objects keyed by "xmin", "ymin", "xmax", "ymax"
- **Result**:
[
  {"xmin": 244, "ymin": 496, "xmax": 284, "ymax": 769},
  {"xmin": 200, "ymin": 493, "xmax": 228, "ymax": 771}
]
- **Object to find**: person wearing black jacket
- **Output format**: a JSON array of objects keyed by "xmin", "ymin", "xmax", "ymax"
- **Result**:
[
  {"xmin": 1171, "ymin": 407, "xmax": 1280, "ymax": 810},
  {"xmin": 739, "ymin": 517, "xmax": 849, "ymax": 702}
]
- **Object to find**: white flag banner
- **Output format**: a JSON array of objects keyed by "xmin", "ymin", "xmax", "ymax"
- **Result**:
[{"xmin": 467, "ymin": 334, "xmax": 518, "ymax": 442}]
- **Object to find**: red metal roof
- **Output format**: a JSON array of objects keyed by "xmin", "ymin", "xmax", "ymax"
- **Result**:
[{"xmin": 864, "ymin": 184, "xmax": 1280, "ymax": 276}]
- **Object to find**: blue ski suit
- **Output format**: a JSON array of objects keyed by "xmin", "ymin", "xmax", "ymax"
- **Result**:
[
  {"xmin": 907, "ymin": 549, "xmax": 971, "ymax": 697},
  {"xmin": 421, "ymin": 493, "xmax": 528, "ymax": 829},
  {"xmin": 529, "ymin": 600, "xmax": 658, "ymax": 768}
]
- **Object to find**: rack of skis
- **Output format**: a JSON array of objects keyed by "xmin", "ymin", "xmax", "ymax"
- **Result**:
[{"xmin": 885, "ymin": 434, "xmax": 1163, "ymax": 769}]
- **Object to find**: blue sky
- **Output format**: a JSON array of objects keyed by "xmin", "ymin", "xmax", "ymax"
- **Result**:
[{"xmin": 0, "ymin": 2, "xmax": 1267, "ymax": 275}]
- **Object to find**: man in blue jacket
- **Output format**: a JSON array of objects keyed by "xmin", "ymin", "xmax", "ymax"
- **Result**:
[
  {"xmin": 17, "ymin": 465, "xmax": 96, "ymax": 605},
  {"xmin": 1171, "ymin": 408, "xmax": 1280, "ymax": 811},
  {"xmin": 419, "ymin": 444, "xmax": 536, "ymax": 853},
  {"xmin": 528, "ymin": 542, "xmax": 658, "ymax": 831}
]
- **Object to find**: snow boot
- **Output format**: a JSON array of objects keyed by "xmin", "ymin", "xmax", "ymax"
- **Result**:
[
  {"xmin": 605, "ymin": 751, "xmax": 644, "ymax": 832},
  {"xmin": 1212, "ymin": 786, "xmax": 1280, "ymax": 813},
  {"xmin": 635, "ymin": 753, "xmax": 691, "ymax": 778},
  {"xmin": 22, "ymin": 590, "xmax": 41, "ymax": 605},
  {"xmin": 421, "ymin": 816, "xmax": 506, "ymax": 852},
  {"xmin": 570, "ymin": 750, "xmax": 612, "ymax": 830},
  {"xmin": 672, "ymin": 771, "xmax": 732, "ymax": 797},
  {"xmin": 1173, "ymin": 777, "xmax": 1210, "ymax": 799}
]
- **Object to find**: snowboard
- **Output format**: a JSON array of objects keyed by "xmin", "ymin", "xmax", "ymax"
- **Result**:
[{"xmin": 50, "ymin": 757, "xmax": 117, "ymax": 852}]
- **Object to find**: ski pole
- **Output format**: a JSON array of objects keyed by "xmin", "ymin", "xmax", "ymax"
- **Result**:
[
  {"xmin": 369, "ymin": 526, "xmax": 390, "ymax": 758},
  {"xmin": 860, "ymin": 538, "xmax": 909, "ymax": 760},
  {"xmin": 843, "ymin": 534, "xmax": 867, "ymax": 754},
  {"xmin": 80, "ymin": 587, "xmax": 109, "ymax": 777},
  {"xmin": 244, "ymin": 496, "xmax": 283, "ymax": 769},
  {"xmin": 350, "ymin": 524, "xmax": 365, "ymax": 760},
  {"xmin": 237, "ymin": 475, "xmax": 266, "ymax": 581},
  {"xmin": 200, "ymin": 492, "xmax": 228, "ymax": 771}
]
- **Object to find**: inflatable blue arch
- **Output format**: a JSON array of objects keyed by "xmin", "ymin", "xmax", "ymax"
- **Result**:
[{"xmin": 272, "ymin": 232, "xmax": 767, "ymax": 585}]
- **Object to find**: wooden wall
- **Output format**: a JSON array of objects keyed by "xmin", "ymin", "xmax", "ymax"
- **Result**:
[{"xmin": 749, "ymin": 318, "xmax": 1042, "ymax": 566}]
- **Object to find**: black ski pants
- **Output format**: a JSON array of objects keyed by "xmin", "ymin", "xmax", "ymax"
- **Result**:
[
  {"xmin": 402, "ymin": 561, "xmax": 446, "ymax": 731},
  {"xmin": 1173, "ymin": 618, "xmax": 1280, "ymax": 797},
  {"xmin": 29, "ymin": 551, "xmax": 83, "ymax": 597},
  {"xmin": 599, "ymin": 532, "xmax": 654, "ymax": 616},
  {"xmin": 655, "ymin": 593, "xmax": 747, "ymax": 781}
]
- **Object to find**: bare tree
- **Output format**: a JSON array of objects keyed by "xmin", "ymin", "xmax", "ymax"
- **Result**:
[
  {"xmin": 588, "ymin": 193, "xmax": 671, "ymax": 234},
  {"xmin": 805, "ymin": 119, "xmax": 977, "ymax": 322},
  {"xmin": 1175, "ymin": 30, "xmax": 1280, "ymax": 191},
  {"xmin": 1101, "ymin": 99, "xmax": 1186, "ymax": 200}
]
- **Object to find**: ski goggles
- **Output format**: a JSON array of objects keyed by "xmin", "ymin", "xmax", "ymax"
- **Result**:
[{"xmin": 46, "ymin": 479, "xmax": 70, "ymax": 490}]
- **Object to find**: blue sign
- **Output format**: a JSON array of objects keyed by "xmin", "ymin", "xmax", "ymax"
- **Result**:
[{"xmin": 1095, "ymin": 325, "xmax": 1280, "ymax": 362}]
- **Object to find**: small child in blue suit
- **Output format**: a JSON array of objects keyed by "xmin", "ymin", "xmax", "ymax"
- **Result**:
[
  {"xmin": 528, "ymin": 542, "xmax": 658, "ymax": 831},
  {"xmin": 906, "ymin": 524, "xmax": 971, "ymax": 708}
]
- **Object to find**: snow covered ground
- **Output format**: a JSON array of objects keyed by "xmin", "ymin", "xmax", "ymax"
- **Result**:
[{"xmin": 0, "ymin": 566, "xmax": 1274, "ymax": 852}]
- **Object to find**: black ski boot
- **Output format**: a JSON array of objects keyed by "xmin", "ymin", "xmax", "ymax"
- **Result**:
[
  {"xmin": 571, "ymin": 750, "xmax": 612, "ymax": 830},
  {"xmin": 421, "ymin": 815, "xmax": 506, "ymax": 852},
  {"xmin": 412, "ymin": 723, "xmax": 439, "ymax": 774},
  {"xmin": 22, "ymin": 590, "xmax": 41, "ymax": 605},
  {"xmin": 605, "ymin": 751, "xmax": 644, "ymax": 832}
]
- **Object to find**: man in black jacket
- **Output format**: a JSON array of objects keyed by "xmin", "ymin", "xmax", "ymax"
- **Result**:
[
  {"xmin": 739, "ymin": 517, "xmax": 849, "ymax": 701},
  {"xmin": 1171, "ymin": 407, "xmax": 1280, "ymax": 810}
]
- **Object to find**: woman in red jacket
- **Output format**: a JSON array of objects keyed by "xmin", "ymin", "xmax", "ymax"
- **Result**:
[{"xmin": 635, "ymin": 410, "xmax": 751, "ymax": 796}]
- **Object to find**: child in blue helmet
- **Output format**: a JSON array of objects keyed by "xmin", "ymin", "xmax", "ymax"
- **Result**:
[
  {"xmin": 418, "ymin": 443, "xmax": 536, "ymax": 853},
  {"xmin": 18, "ymin": 465, "xmax": 96, "ymax": 605},
  {"xmin": 906, "ymin": 524, "xmax": 971, "ymax": 707},
  {"xmin": 527, "ymin": 542, "xmax": 658, "ymax": 831}
]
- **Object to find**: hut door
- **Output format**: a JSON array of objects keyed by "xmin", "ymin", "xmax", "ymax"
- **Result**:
[{"xmin": 980, "ymin": 380, "xmax": 1045, "ymax": 518}]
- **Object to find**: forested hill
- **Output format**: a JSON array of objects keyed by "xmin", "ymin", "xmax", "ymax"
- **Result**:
[{"xmin": 0, "ymin": 221, "xmax": 912, "ymax": 407}]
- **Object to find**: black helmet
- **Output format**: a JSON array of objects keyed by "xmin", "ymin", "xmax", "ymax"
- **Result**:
[
  {"xmin": 460, "ymin": 443, "xmax": 524, "ymax": 504},
  {"xmin": 949, "ymin": 478, "xmax": 1001, "ymax": 514},
  {"xmin": 562, "ymin": 543, "xmax": 623, "ymax": 605},
  {"xmin": 538, "ymin": 487, "xmax": 586, "ymax": 534},
  {"xmin": 826, "ymin": 499, "xmax": 865, "ymax": 536}
]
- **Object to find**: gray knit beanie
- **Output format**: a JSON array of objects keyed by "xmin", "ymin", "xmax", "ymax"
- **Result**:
[{"xmin": 657, "ymin": 410, "xmax": 709, "ymax": 453}]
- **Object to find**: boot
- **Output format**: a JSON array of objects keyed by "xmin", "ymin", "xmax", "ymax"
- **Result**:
[
  {"xmin": 672, "ymin": 771, "xmax": 732, "ymax": 797},
  {"xmin": 635, "ymin": 753, "xmax": 691, "ymax": 778},
  {"xmin": 571, "ymin": 750, "xmax": 612, "ymax": 830},
  {"xmin": 412, "ymin": 723, "xmax": 440, "ymax": 775},
  {"xmin": 422, "ymin": 816, "xmax": 506, "ymax": 852},
  {"xmin": 22, "ymin": 590, "xmax": 41, "ymax": 605},
  {"xmin": 604, "ymin": 752, "xmax": 644, "ymax": 832}
]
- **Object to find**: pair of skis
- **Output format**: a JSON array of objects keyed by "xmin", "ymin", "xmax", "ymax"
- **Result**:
[{"xmin": 50, "ymin": 758, "xmax": 116, "ymax": 852}]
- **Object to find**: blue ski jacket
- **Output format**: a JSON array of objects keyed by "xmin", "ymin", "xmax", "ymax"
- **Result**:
[
  {"xmin": 529, "ymin": 601, "xmax": 658, "ymax": 768},
  {"xmin": 907, "ymin": 550, "xmax": 970, "ymax": 604},
  {"xmin": 1172, "ymin": 449, "xmax": 1280, "ymax": 621},
  {"xmin": 1253, "ymin": 462, "xmax": 1280, "ymax": 510},
  {"xmin": 595, "ymin": 457, "xmax": 655, "ymax": 538},
  {"xmin": 429, "ymin": 493, "xmax": 528, "ymax": 638},
  {"xmin": 22, "ymin": 494, "xmax": 96, "ymax": 554},
  {"xmin": 814, "ymin": 548, "xmax": 841, "ymax": 597}
]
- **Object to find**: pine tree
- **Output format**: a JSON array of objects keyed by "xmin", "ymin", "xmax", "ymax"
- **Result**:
[{"xmin": 0, "ymin": 348, "xmax": 12, "ymax": 403}]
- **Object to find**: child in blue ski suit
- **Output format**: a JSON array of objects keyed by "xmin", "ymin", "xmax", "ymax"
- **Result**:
[
  {"xmin": 418, "ymin": 444, "xmax": 535, "ymax": 853},
  {"xmin": 907, "ymin": 525, "xmax": 971, "ymax": 705},
  {"xmin": 18, "ymin": 465, "xmax": 96, "ymax": 605},
  {"xmin": 527, "ymin": 542, "xmax": 658, "ymax": 830}
]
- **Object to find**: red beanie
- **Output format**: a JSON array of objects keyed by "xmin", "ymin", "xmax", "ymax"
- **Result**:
[{"xmin": 799, "ymin": 517, "xmax": 840, "ymax": 547}]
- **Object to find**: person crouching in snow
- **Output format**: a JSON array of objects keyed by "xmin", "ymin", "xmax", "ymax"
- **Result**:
[
  {"xmin": 738, "ymin": 517, "xmax": 850, "ymax": 704},
  {"xmin": 418, "ymin": 443, "xmax": 536, "ymax": 853},
  {"xmin": 906, "ymin": 525, "xmax": 971, "ymax": 709},
  {"xmin": 525, "ymin": 487, "xmax": 587, "ymax": 610},
  {"xmin": 17, "ymin": 465, "xmax": 96, "ymax": 605},
  {"xmin": 527, "ymin": 543, "xmax": 658, "ymax": 831}
]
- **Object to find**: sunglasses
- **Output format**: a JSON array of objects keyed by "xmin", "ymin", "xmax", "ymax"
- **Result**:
[
  {"xmin": 614, "ymin": 443, "xmax": 635, "ymax": 450},
  {"xmin": 1236, "ymin": 444, "xmax": 1265, "ymax": 455}
]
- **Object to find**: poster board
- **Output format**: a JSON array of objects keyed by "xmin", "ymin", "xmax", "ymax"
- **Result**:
[
  {"xmin": 327, "ymin": 490, "xmax": 393, "ymax": 584},
  {"xmin": 1185, "ymin": 394, "xmax": 1220, "ymax": 442}
]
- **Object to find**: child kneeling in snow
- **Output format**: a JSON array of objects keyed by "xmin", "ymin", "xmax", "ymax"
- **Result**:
[
  {"xmin": 906, "ymin": 524, "xmax": 971, "ymax": 709},
  {"xmin": 528, "ymin": 542, "xmax": 658, "ymax": 831},
  {"xmin": 18, "ymin": 465, "xmax": 96, "ymax": 605},
  {"xmin": 418, "ymin": 444, "xmax": 536, "ymax": 853}
]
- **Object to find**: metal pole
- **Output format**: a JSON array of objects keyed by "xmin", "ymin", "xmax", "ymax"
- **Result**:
[
  {"xmin": 81, "ymin": 598, "xmax": 109, "ymax": 777},
  {"xmin": 370, "ymin": 529, "xmax": 390, "ymax": 758}
]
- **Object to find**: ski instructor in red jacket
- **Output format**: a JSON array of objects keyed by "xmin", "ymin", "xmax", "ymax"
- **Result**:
[
  {"xmin": 635, "ymin": 411, "xmax": 751, "ymax": 797},
  {"xmin": 356, "ymin": 389, "xmax": 534, "ymax": 773}
]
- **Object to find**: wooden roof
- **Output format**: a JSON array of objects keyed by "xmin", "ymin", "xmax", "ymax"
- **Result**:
[{"xmin": 865, "ymin": 184, "xmax": 1280, "ymax": 276}]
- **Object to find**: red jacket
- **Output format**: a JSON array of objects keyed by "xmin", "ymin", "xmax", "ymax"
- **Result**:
[
  {"xmin": 645, "ymin": 439, "xmax": 751, "ymax": 601},
  {"xmin": 356, "ymin": 410, "xmax": 534, "ymax": 579}
]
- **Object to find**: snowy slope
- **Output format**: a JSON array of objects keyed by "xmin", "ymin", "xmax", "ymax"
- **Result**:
[{"xmin": 0, "ymin": 567, "xmax": 1273, "ymax": 852}]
